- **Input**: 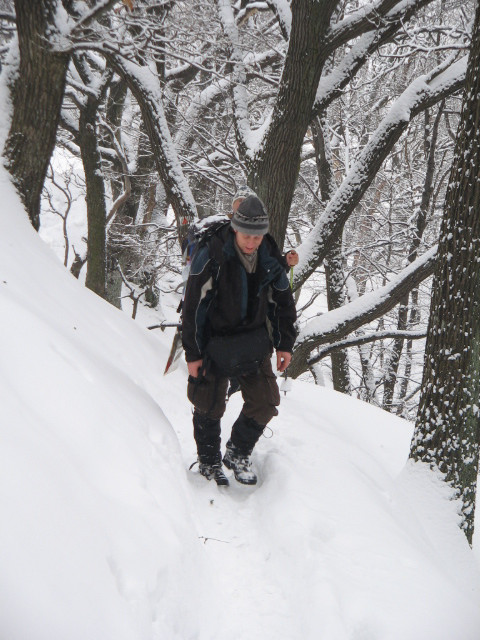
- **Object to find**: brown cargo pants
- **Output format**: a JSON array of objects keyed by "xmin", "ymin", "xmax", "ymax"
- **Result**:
[{"xmin": 187, "ymin": 353, "xmax": 280, "ymax": 425}]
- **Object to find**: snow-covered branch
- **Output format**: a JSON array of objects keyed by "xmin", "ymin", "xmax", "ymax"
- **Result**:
[
  {"xmin": 288, "ymin": 247, "xmax": 437, "ymax": 377},
  {"xmin": 315, "ymin": 0, "xmax": 442, "ymax": 115},
  {"xmin": 294, "ymin": 55, "xmax": 467, "ymax": 290},
  {"xmin": 327, "ymin": 0, "xmax": 432, "ymax": 51},
  {"xmin": 265, "ymin": 0, "xmax": 291, "ymax": 40},
  {"xmin": 314, "ymin": 30, "xmax": 380, "ymax": 114},
  {"xmin": 173, "ymin": 48, "xmax": 280, "ymax": 154},
  {"xmin": 307, "ymin": 330, "xmax": 427, "ymax": 366},
  {"xmin": 216, "ymin": 0, "xmax": 253, "ymax": 157},
  {"xmin": 106, "ymin": 53, "xmax": 197, "ymax": 233},
  {"xmin": 67, "ymin": 0, "xmax": 119, "ymax": 35},
  {"xmin": 101, "ymin": 118, "xmax": 132, "ymax": 226},
  {"xmin": 0, "ymin": 12, "xmax": 16, "ymax": 23}
]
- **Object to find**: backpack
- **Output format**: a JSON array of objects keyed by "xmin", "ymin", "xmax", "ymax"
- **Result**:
[
  {"xmin": 178, "ymin": 218, "xmax": 229, "ymax": 314},
  {"xmin": 182, "ymin": 216, "xmax": 230, "ymax": 267}
]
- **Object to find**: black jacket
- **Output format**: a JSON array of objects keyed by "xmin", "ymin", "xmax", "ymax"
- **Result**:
[{"xmin": 182, "ymin": 225, "xmax": 297, "ymax": 363}]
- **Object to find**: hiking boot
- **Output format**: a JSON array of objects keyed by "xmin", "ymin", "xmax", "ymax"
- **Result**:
[
  {"xmin": 223, "ymin": 440, "xmax": 257, "ymax": 485},
  {"xmin": 198, "ymin": 458, "xmax": 229, "ymax": 486}
]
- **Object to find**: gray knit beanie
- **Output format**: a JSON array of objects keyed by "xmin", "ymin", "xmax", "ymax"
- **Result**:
[{"xmin": 231, "ymin": 195, "xmax": 269, "ymax": 235}]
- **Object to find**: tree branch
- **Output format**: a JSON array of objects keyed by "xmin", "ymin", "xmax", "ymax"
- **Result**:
[
  {"xmin": 313, "ymin": 0, "xmax": 449, "ymax": 120},
  {"xmin": 308, "ymin": 330, "xmax": 427, "ymax": 366},
  {"xmin": 293, "ymin": 55, "xmax": 466, "ymax": 290},
  {"xmin": 216, "ymin": 0, "xmax": 252, "ymax": 157},
  {"xmin": 327, "ymin": 0, "xmax": 430, "ymax": 52},
  {"xmin": 105, "ymin": 53, "xmax": 197, "ymax": 239},
  {"xmin": 0, "ymin": 12, "xmax": 16, "ymax": 23},
  {"xmin": 289, "ymin": 247, "xmax": 437, "ymax": 378},
  {"xmin": 68, "ymin": 0, "xmax": 119, "ymax": 35}
]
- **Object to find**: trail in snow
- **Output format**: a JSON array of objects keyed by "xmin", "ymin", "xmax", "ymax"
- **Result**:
[
  {"xmin": 188, "ymin": 474, "xmax": 294, "ymax": 639},
  {"xmin": 159, "ymin": 362, "xmax": 480, "ymax": 640},
  {"xmin": 162, "ymin": 378, "xmax": 296, "ymax": 638}
]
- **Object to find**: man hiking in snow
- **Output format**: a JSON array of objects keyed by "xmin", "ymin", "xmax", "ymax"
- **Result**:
[
  {"xmin": 182, "ymin": 195, "xmax": 297, "ymax": 486},
  {"xmin": 165, "ymin": 186, "xmax": 298, "ymax": 377}
]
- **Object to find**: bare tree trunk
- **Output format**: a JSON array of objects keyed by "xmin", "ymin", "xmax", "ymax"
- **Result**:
[
  {"xmin": 3, "ymin": 0, "xmax": 69, "ymax": 229},
  {"xmin": 311, "ymin": 114, "xmax": 351, "ymax": 393},
  {"xmin": 383, "ymin": 105, "xmax": 443, "ymax": 410},
  {"xmin": 73, "ymin": 55, "xmax": 111, "ymax": 299},
  {"xmin": 410, "ymin": 6, "xmax": 480, "ymax": 544},
  {"xmin": 79, "ymin": 95, "xmax": 107, "ymax": 298},
  {"xmin": 249, "ymin": 0, "xmax": 337, "ymax": 247},
  {"xmin": 288, "ymin": 249, "xmax": 435, "ymax": 378},
  {"xmin": 396, "ymin": 287, "xmax": 421, "ymax": 413},
  {"xmin": 325, "ymin": 239, "xmax": 352, "ymax": 393},
  {"xmin": 104, "ymin": 78, "xmax": 129, "ymax": 308},
  {"xmin": 382, "ymin": 295, "xmax": 409, "ymax": 410}
]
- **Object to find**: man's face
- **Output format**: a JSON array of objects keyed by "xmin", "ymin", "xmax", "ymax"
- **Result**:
[{"xmin": 234, "ymin": 231, "xmax": 264, "ymax": 254}]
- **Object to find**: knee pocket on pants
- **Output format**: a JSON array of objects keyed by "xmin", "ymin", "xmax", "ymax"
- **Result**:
[
  {"xmin": 187, "ymin": 375, "xmax": 203, "ymax": 405},
  {"xmin": 187, "ymin": 375, "xmax": 227, "ymax": 419},
  {"xmin": 242, "ymin": 369, "xmax": 280, "ymax": 425},
  {"xmin": 264, "ymin": 368, "xmax": 280, "ymax": 406},
  {"xmin": 263, "ymin": 370, "xmax": 280, "ymax": 423}
]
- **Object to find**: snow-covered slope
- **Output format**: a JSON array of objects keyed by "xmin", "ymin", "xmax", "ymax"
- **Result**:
[{"xmin": 1, "ymin": 168, "xmax": 480, "ymax": 640}]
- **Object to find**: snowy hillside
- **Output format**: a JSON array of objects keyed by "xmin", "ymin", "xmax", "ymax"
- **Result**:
[{"xmin": 1, "ymin": 167, "xmax": 480, "ymax": 640}]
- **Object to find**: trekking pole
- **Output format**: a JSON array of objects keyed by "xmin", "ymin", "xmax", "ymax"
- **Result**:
[{"xmin": 148, "ymin": 322, "xmax": 182, "ymax": 331}]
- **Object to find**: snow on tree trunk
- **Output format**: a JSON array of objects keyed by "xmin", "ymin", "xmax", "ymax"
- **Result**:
[
  {"xmin": 3, "ymin": 0, "xmax": 70, "ymax": 230},
  {"xmin": 383, "ymin": 106, "xmax": 442, "ymax": 411},
  {"xmin": 247, "ymin": 0, "xmax": 337, "ymax": 248},
  {"xmin": 382, "ymin": 295, "xmax": 409, "ymax": 411},
  {"xmin": 77, "ymin": 66, "xmax": 109, "ymax": 299},
  {"xmin": 312, "ymin": 114, "xmax": 351, "ymax": 395},
  {"xmin": 410, "ymin": 3, "xmax": 480, "ymax": 544}
]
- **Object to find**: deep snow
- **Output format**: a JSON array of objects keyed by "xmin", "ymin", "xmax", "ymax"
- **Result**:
[{"xmin": 1, "ymin": 168, "xmax": 480, "ymax": 640}]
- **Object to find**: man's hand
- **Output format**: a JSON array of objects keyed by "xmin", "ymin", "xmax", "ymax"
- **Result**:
[
  {"xmin": 276, "ymin": 351, "xmax": 291, "ymax": 372},
  {"xmin": 187, "ymin": 359, "xmax": 203, "ymax": 378},
  {"xmin": 285, "ymin": 250, "xmax": 299, "ymax": 267}
]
